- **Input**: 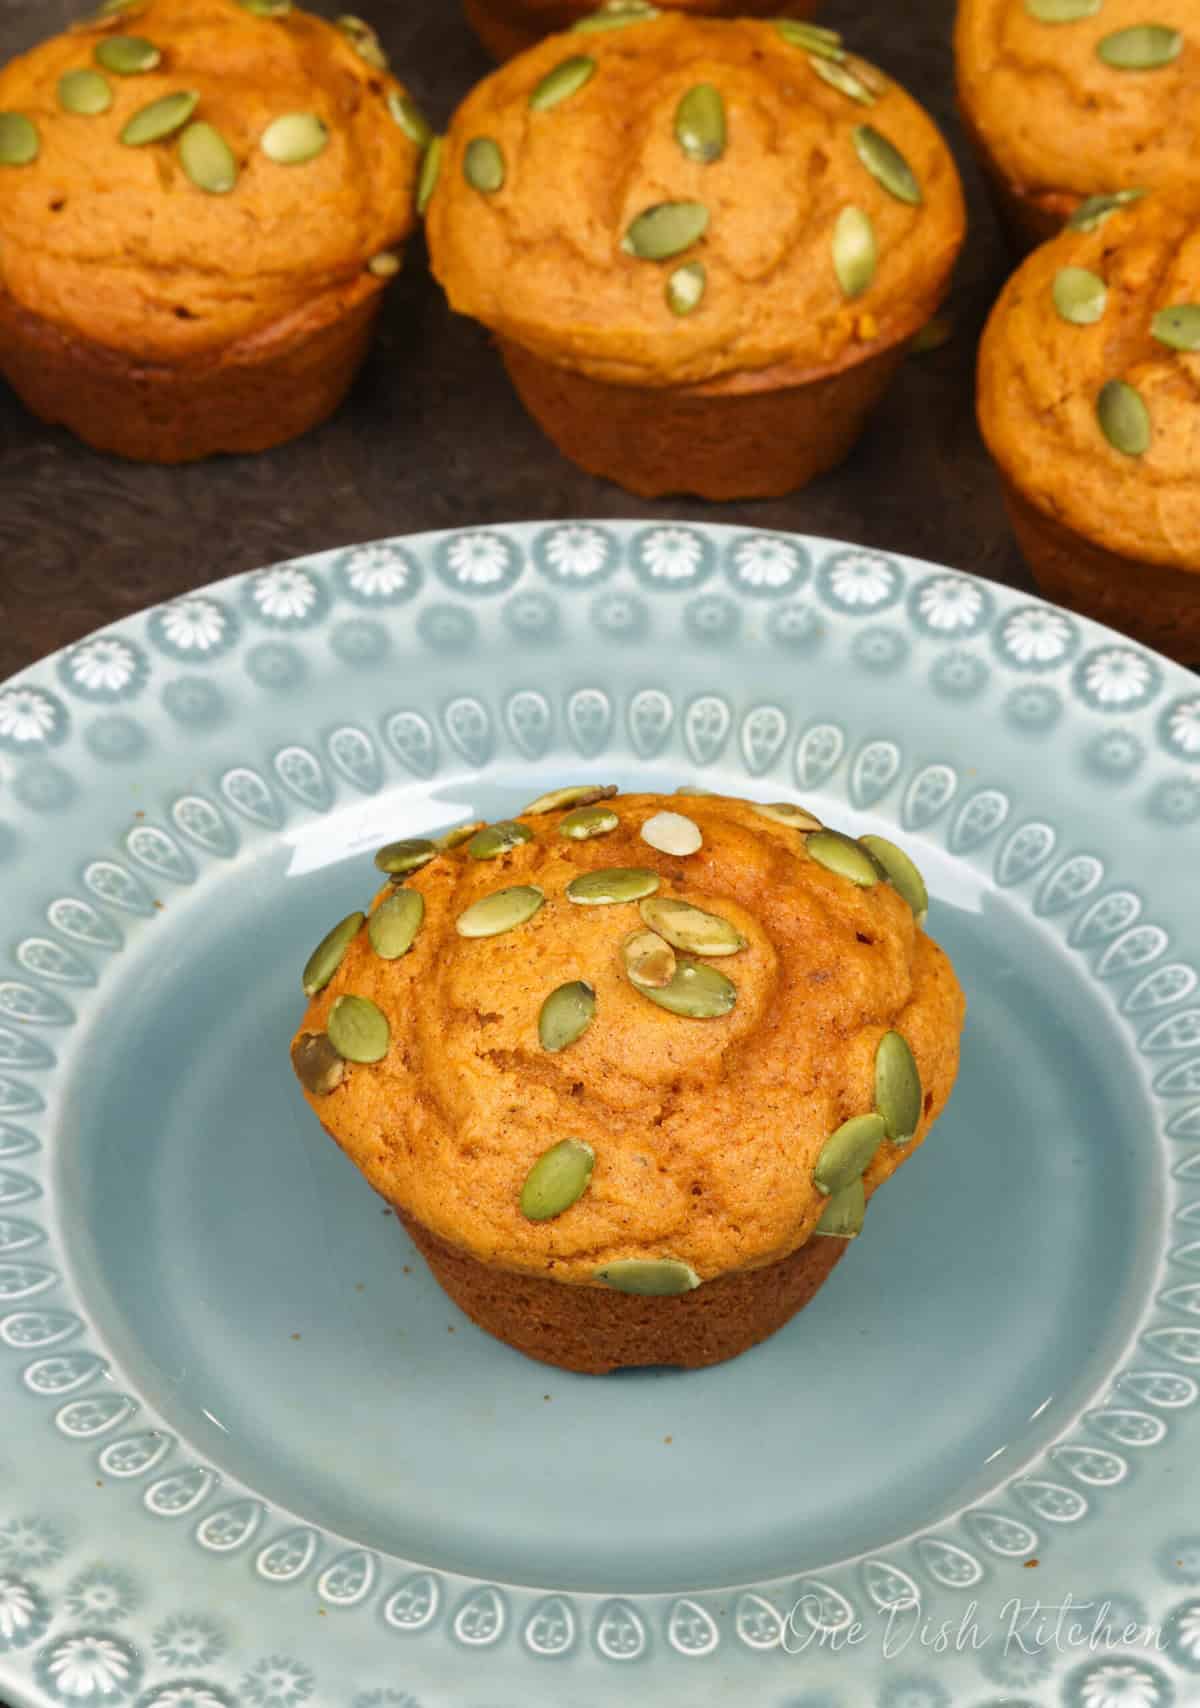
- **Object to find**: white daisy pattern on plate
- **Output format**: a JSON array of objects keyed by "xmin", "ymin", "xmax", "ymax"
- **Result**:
[
  {"xmin": 1163, "ymin": 1597, "xmax": 1200, "ymax": 1669},
  {"xmin": 1076, "ymin": 647, "xmax": 1161, "ymax": 713},
  {"xmin": 0, "ymin": 1574, "xmax": 49, "ymax": 1651},
  {"xmin": 0, "ymin": 687, "xmax": 64, "ymax": 751},
  {"xmin": 34, "ymin": 1631, "xmax": 142, "ymax": 1702},
  {"xmin": 436, "ymin": 531, "xmax": 522, "ymax": 595},
  {"xmin": 684, "ymin": 595, "xmax": 740, "ymax": 645},
  {"xmin": 930, "ymin": 649, "xmax": 989, "ymax": 701},
  {"xmin": 1161, "ymin": 696, "xmax": 1200, "ymax": 759},
  {"xmin": 239, "ymin": 1655, "xmax": 315, "ymax": 1708},
  {"xmin": 767, "ymin": 602, "xmax": 823, "ymax": 652},
  {"xmin": 64, "ymin": 1565, "xmax": 139, "ymax": 1626},
  {"xmin": 536, "ymin": 524, "xmax": 616, "ymax": 585},
  {"xmin": 0, "ymin": 1517, "xmax": 65, "ymax": 1573},
  {"xmin": 591, "ymin": 592, "xmax": 649, "ymax": 643},
  {"xmin": 335, "ymin": 543, "xmax": 421, "ymax": 605},
  {"xmin": 61, "ymin": 637, "xmax": 146, "ymax": 702},
  {"xmin": 1068, "ymin": 1659, "xmax": 1172, "ymax": 1708},
  {"xmin": 632, "ymin": 526, "xmax": 713, "ymax": 589},
  {"xmin": 1148, "ymin": 777, "xmax": 1200, "ymax": 826},
  {"xmin": 852, "ymin": 626, "xmax": 909, "ymax": 674},
  {"xmin": 911, "ymin": 572, "xmax": 990, "ymax": 636},
  {"xmin": 1005, "ymin": 684, "xmax": 1064, "ymax": 733},
  {"xmin": 818, "ymin": 550, "xmax": 902, "ymax": 613},
  {"xmin": 1084, "ymin": 729, "xmax": 1145, "ymax": 780},
  {"xmin": 150, "ymin": 597, "xmax": 235, "ymax": 659},
  {"xmin": 997, "ymin": 606, "xmax": 1078, "ymax": 669},
  {"xmin": 245, "ymin": 567, "xmax": 324, "ymax": 627},
  {"xmin": 151, "ymin": 1614, "xmax": 225, "ymax": 1670},
  {"xmin": 137, "ymin": 1683, "xmax": 232, "ymax": 1708},
  {"xmin": 726, "ymin": 534, "xmax": 809, "ymax": 597}
]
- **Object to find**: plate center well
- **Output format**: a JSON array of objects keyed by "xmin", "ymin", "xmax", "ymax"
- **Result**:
[{"xmin": 58, "ymin": 814, "xmax": 1160, "ymax": 1595}]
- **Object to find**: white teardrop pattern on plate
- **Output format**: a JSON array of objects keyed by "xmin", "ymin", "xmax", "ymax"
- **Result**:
[
  {"xmin": 443, "ymin": 697, "xmax": 495, "ymax": 768},
  {"xmin": 143, "ymin": 1466, "xmax": 216, "ymax": 1517},
  {"xmin": 1070, "ymin": 889, "xmax": 1142, "ymax": 949},
  {"xmin": 0, "ymin": 1028, "xmax": 54, "ymax": 1071},
  {"xmin": 45, "ymin": 898, "xmax": 123, "ymax": 952},
  {"xmin": 82, "ymin": 859, "xmax": 155, "ymax": 916},
  {"xmin": 382, "ymin": 1571, "xmax": 441, "ymax": 1632},
  {"xmin": 97, "ymin": 1430, "xmax": 173, "ymax": 1479},
  {"xmin": 790, "ymin": 1577, "xmax": 856, "ymax": 1633},
  {"xmin": 326, "ymin": 726, "xmax": 383, "ymax": 794},
  {"xmin": 994, "ymin": 820, "xmax": 1056, "ymax": 887},
  {"xmin": 0, "ymin": 1217, "xmax": 43, "ymax": 1253},
  {"xmin": 124, "ymin": 825, "xmax": 195, "ymax": 886},
  {"xmin": 451, "ymin": 1585, "xmax": 507, "ymax": 1648},
  {"xmin": 171, "ymin": 796, "xmax": 237, "ymax": 859},
  {"xmin": 273, "ymin": 745, "xmax": 332, "ymax": 812},
  {"xmin": 1124, "ymin": 964, "xmax": 1198, "ymax": 1015},
  {"xmin": 55, "ymin": 1393, "xmax": 134, "ymax": 1438},
  {"xmin": 1119, "ymin": 1370, "xmax": 1200, "ymax": 1409},
  {"xmin": 1156, "ymin": 1057, "xmax": 1200, "ymax": 1097},
  {"xmin": 734, "ymin": 1592, "xmax": 785, "ymax": 1651},
  {"xmin": 384, "ymin": 710, "xmax": 437, "ymax": 778},
  {"xmin": 1011, "ymin": 1477, "xmax": 1089, "ymax": 1522},
  {"xmin": 1172, "ymin": 1240, "xmax": 1200, "ymax": 1270},
  {"xmin": 666, "ymin": 1598, "xmax": 719, "ymax": 1657},
  {"xmin": 505, "ymin": 691, "xmax": 553, "ymax": 760},
  {"xmin": 0, "ymin": 1308, "xmax": 77, "ymax": 1347},
  {"xmin": 1140, "ymin": 1011, "xmax": 1200, "ymax": 1054},
  {"xmin": 194, "ymin": 1499, "xmax": 264, "ymax": 1554},
  {"xmin": 317, "ymin": 1548, "xmax": 377, "ymax": 1607},
  {"xmin": 627, "ymin": 688, "xmax": 674, "ymax": 759},
  {"xmin": 849, "ymin": 739, "xmax": 902, "ymax": 809},
  {"xmin": 860, "ymin": 1558, "xmax": 921, "ymax": 1612},
  {"xmin": 0, "ymin": 1166, "xmax": 40, "ymax": 1203},
  {"xmin": 1086, "ymin": 1406, "xmax": 1169, "ymax": 1445},
  {"xmin": 793, "ymin": 721, "xmax": 845, "ymax": 790},
  {"xmin": 593, "ymin": 1599, "xmax": 648, "ymax": 1662},
  {"xmin": 901, "ymin": 762, "xmax": 958, "ymax": 831},
  {"xmin": 1160, "ymin": 1282, "xmax": 1200, "ymax": 1317},
  {"xmin": 740, "ymin": 705, "xmax": 788, "ymax": 776},
  {"xmin": 0, "ymin": 983, "xmax": 73, "ymax": 1027},
  {"xmin": 523, "ymin": 1595, "xmax": 577, "ymax": 1657},
  {"xmin": 565, "ymin": 688, "xmax": 614, "ymax": 758},
  {"xmin": 1034, "ymin": 853, "xmax": 1105, "ymax": 918},
  {"xmin": 0, "ymin": 1260, "xmax": 56, "ymax": 1299},
  {"xmin": 220, "ymin": 766, "xmax": 283, "ymax": 828},
  {"xmin": 1098, "ymin": 926, "xmax": 1169, "ymax": 979},
  {"xmin": 683, "ymin": 694, "xmax": 731, "ymax": 767},
  {"xmin": 963, "ymin": 1510, "xmax": 1039, "ymax": 1558},
  {"xmin": 16, "ymin": 937, "xmax": 96, "ymax": 984},
  {"xmin": 948, "ymin": 788, "xmax": 1010, "ymax": 855},
  {"xmin": 913, "ymin": 1537, "xmax": 985, "ymax": 1589},
  {"xmin": 1050, "ymin": 1444, "xmax": 1128, "ymax": 1487},
  {"xmin": 23, "ymin": 1352, "xmax": 105, "ymax": 1395},
  {"xmin": 256, "ymin": 1527, "xmax": 320, "ymax": 1585},
  {"xmin": 1168, "ymin": 1105, "xmax": 1200, "ymax": 1139}
]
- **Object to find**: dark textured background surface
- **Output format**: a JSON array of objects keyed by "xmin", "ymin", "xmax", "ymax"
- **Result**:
[{"xmin": 0, "ymin": 0, "xmax": 1034, "ymax": 684}]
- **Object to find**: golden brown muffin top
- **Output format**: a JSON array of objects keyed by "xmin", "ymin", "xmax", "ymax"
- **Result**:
[
  {"xmin": 425, "ymin": 14, "xmax": 966, "ymax": 387},
  {"xmin": 292, "ymin": 792, "xmax": 965, "ymax": 1288},
  {"xmin": 0, "ymin": 0, "xmax": 423, "ymax": 359},
  {"xmin": 978, "ymin": 190, "xmax": 1200, "ymax": 567},
  {"xmin": 955, "ymin": 0, "xmax": 1200, "ymax": 213}
]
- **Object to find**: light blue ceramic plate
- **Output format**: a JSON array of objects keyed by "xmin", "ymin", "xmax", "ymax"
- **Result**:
[{"xmin": 1, "ymin": 522, "xmax": 1199, "ymax": 1708}]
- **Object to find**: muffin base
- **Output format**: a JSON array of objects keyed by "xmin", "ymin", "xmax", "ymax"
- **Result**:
[
  {"xmin": 399, "ymin": 1209, "xmax": 850, "ymax": 1374},
  {"xmin": 464, "ymin": 0, "xmax": 821, "ymax": 63},
  {"xmin": 1001, "ymin": 476, "xmax": 1200, "ymax": 665},
  {"xmin": 0, "ymin": 274, "xmax": 386, "ymax": 464},
  {"xmin": 499, "ymin": 336, "xmax": 907, "ymax": 501}
]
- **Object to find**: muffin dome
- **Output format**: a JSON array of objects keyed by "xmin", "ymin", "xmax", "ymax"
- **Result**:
[
  {"xmin": 978, "ymin": 191, "xmax": 1200, "ymax": 570},
  {"xmin": 426, "ymin": 13, "xmax": 966, "ymax": 389},
  {"xmin": 956, "ymin": 0, "xmax": 1200, "ymax": 235},
  {"xmin": 0, "ymin": 0, "xmax": 423, "ymax": 362},
  {"xmin": 293, "ymin": 792, "xmax": 964, "ymax": 1287}
]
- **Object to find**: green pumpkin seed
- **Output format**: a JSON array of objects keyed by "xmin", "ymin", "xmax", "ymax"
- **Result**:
[
  {"xmin": 374, "ymin": 837, "xmax": 437, "ymax": 875},
  {"xmin": 1024, "ymin": 0, "xmax": 1100, "ymax": 18},
  {"xmin": 814, "ymin": 1177, "xmax": 865, "ymax": 1238},
  {"xmin": 521, "ymin": 1139, "xmax": 595, "ymax": 1220},
  {"xmin": 1067, "ymin": 188, "xmax": 1144, "ymax": 231},
  {"xmin": 638, "ymin": 895, "xmax": 745, "ymax": 957},
  {"xmin": 456, "ymin": 884, "xmax": 544, "ymax": 938},
  {"xmin": 417, "ymin": 134, "xmax": 443, "ymax": 213},
  {"xmin": 810, "ymin": 53, "xmax": 875, "ymax": 105},
  {"xmin": 571, "ymin": 0, "xmax": 659, "ymax": 33},
  {"xmin": 386, "ymin": 90, "xmax": 432, "ymax": 148},
  {"xmin": 336, "ymin": 14, "xmax": 389, "ymax": 69},
  {"xmin": 640, "ymin": 811, "xmax": 702, "ymax": 856},
  {"xmin": 120, "ymin": 90, "xmax": 199, "ymax": 145},
  {"xmin": 468, "ymin": 820, "xmax": 532, "ymax": 859},
  {"xmin": 538, "ymin": 980, "xmax": 596, "ymax": 1052},
  {"xmin": 57, "ymin": 69, "xmax": 113, "ymax": 114},
  {"xmin": 368, "ymin": 250, "xmax": 401, "ymax": 277},
  {"xmin": 179, "ymin": 122, "xmax": 238, "ymax": 193},
  {"xmin": 595, "ymin": 1257, "xmax": 700, "ymax": 1294},
  {"xmin": 524, "ymin": 783, "xmax": 617, "ymax": 815},
  {"xmin": 813, "ymin": 1112, "xmax": 886, "ymax": 1195},
  {"xmin": 674, "ymin": 83, "xmax": 725, "ymax": 163},
  {"xmin": 530, "ymin": 54, "xmax": 596, "ymax": 111},
  {"xmin": 559, "ymin": 805, "xmax": 620, "ymax": 840},
  {"xmin": 566, "ymin": 867, "xmax": 660, "ymax": 905},
  {"xmin": 1151, "ymin": 303, "xmax": 1200, "ymax": 350},
  {"xmin": 464, "ymin": 136, "xmax": 504, "ymax": 194},
  {"xmin": 621, "ymin": 928, "xmax": 677, "ymax": 989},
  {"xmin": 875, "ymin": 1029, "xmax": 922, "ymax": 1144},
  {"xmin": 290, "ymin": 1031, "xmax": 346, "ymax": 1096},
  {"xmin": 751, "ymin": 800, "xmax": 823, "ymax": 832},
  {"xmin": 853, "ymin": 124, "xmax": 921, "ymax": 205},
  {"xmin": 807, "ymin": 829, "xmax": 883, "ymax": 887},
  {"xmin": 94, "ymin": 33, "xmax": 160, "ymax": 72},
  {"xmin": 302, "ymin": 910, "xmax": 365, "ymax": 996},
  {"xmin": 1097, "ymin": 378, "xmax": 1151, "ymax": 456},
  {"xmin": 1097, "ymin": 23, "xmax": 1182, "ymax": 68},
  {"xmin": 237, "ymin": 0, "xmax": 292, "ymax": 15},
  {"xmin": 1051, "ymin": 266, "xmax": 1107, "ymax": 325},
  {"xmin": 833, "ymin": 205, "xmax": 877, "ymax": 298},
  {"xmin": 261, "ymin": 111, "xmax": 328, "ymax": 164},
  {"xmin": 439, "ymin": 819, "xmax": 480, "ymax": 851},
  {"xmin": 368, "ymin": 888, "xmax": 425, "ymax": 959},
  {"xmin": 666, "ymin": 261, "xmax": 706, "ymax": 316},
  {"xmin": 327, "ymin": 993, "xmax": 390, "ymax": 1063},
  {"xmin": 774, "ymin": 19, "xmax": 845, "ymax": 60},
  {"xmin": 858, "ymin": 834, "xmax": 929, "ymax": 923},
  {"xmin": 623, "ymin": 201, "xmax": 709, "ymax": 262},
  {"xmin": 639, "ymin": 959, "xmax": 737, "ymax": 1019}
]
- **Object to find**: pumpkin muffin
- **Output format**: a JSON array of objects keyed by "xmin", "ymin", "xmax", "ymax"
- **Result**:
[
  {"xmin": 464, "ymin": 0, "xmax": 823, "ymax": 67},
  {"xmin": 956, "ymin": 0, "xmax": 1200, "ymax": 252},
  {"xmin": 424, "ymin": 13, "xmax": 967, "ymax": 499},
  {"xmin": 291, "ymin": 790, "xmax": 965, "ymax": 1374},
  {"xmin": 978, "ymin": 190, "xmax": 1200, "ymax": 662},
  {"xmin": 0, "ymin": 0, "xmax": 426, "ymax": 461}
]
